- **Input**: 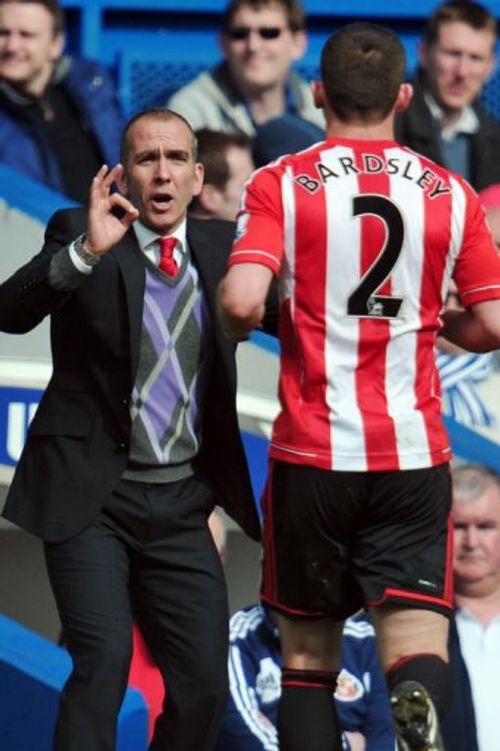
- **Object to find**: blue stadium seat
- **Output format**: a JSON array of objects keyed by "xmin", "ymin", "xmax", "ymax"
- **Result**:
[
  {"xmin": 118, "ymin": 48, "xmax": 216, "ymax": 117},
  {"xmin": 0, "ymin": 615, "xmax": 148, "ymax": 751}
]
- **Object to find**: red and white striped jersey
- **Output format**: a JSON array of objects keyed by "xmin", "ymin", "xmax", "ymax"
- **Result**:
[{"xmin": 229, "ymin": 137, "xmax": 500, "ymax": 471}]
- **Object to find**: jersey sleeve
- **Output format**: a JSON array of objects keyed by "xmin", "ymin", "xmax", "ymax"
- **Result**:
[
  {"xmin": 453, "ymin": 183, "xmax": 500, "ymax": 307},
  {"xmin": 228, "ymin": 166, "xmax": 285, "ymax": 276}
]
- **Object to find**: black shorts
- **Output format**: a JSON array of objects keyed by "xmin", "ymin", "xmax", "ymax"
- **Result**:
[{"xmin": 261, "ymin": 460, "xmax": 453, "ymax": 620}]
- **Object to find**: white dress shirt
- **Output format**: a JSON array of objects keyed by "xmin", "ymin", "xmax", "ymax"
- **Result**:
[{"xmin": 456, "ymin": 607, "xmax": 500, "ymax": 751}]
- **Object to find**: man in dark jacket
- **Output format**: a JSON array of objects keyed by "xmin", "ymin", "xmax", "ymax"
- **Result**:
[
  {"xmin": 0, "ymin": 107, "xmax": 275, "ymax": 751},
  {"xmin": 0, "ymin": 0, "xmax": 124, "ymax": 203},
  {"xmin": 395, "ymin": 0, "xmax": 500, "ymax": 192}
]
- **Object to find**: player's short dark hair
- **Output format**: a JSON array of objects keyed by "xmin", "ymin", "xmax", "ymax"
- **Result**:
[
  {"xmin": 120, "ymin": 107, "xmax": 198, "ymax": 166},
  {"xmin": 0, "ymin": 0, "xmax": 65, "ymax": 36},
  {"xmin": 423, "ymin": 0, "xmax": 497, "ymax": 47},
  {"xmin": 320, "ymin": 22, "xmax": 406, "ymax": 124},
  {"xmin": 221, "ymin": 0, "xmax": 306, "ymax": 34}
]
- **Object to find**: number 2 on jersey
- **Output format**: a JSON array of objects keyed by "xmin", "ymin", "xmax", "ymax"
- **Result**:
[{"xmin": 347, "ymin": 194, "xmax": 404, "ymax": 319}]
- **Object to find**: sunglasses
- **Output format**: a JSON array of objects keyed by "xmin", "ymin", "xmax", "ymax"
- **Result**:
[{"xmin": 227, "ymin": 26, "xmax": 284, "ymax": 41}]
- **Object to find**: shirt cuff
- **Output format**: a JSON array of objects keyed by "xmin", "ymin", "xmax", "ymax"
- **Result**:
[{"xmin": 48, "ymin": 243, "xmax": 92, "ymax": 290}]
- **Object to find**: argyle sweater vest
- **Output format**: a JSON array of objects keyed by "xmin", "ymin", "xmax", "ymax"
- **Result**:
[{"xmin": 125, "ymin": 254, "xmax": 212, "ymax": 481}]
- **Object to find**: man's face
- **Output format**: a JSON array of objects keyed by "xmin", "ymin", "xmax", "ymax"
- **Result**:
[
  {"xmin": 420, "ymin": 21, "xmax": 495, "ymax": 115},
  {"xmin": 221, "ymin": 2, "xmax": 306, "ymax": 95},
  {"xmin": 218, "ymin": 145, "xmax": 254, "ymax": 221},
  {"xmin": 453, "ymin": 482, "xmax": 500, "ymax": 597},
  {"xmin": 0, "ymin": 2, "xmax": 63, "ymax": 96},
  {"xmin": 119, "ymin": 115, "xmax": 204, "ymax": 235}
]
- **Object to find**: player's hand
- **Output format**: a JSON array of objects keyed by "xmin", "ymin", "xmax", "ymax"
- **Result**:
[{"xmin": 85, "ymin": 164, "xmax": 139, "ymax": 256}]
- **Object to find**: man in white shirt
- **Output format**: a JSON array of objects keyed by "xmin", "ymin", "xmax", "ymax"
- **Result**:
[{"xmin": 445, "ymin": 464, "xmax": 500, "ymax": 751}]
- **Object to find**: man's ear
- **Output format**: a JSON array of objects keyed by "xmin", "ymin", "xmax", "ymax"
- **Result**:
[
  {"xmin": 198, "ymin": 184, "xmax": 221, "ymax": 214},
  {"xmin": 115, "ymin": 164, "xmax": 128, "ymax": 195},
  {"xmin": 50, "ymin": 32, "xmax": 65, "ymax": 63},
  {"xmin": 312, "ymin": 80, "xmax": 326, "ymax": 110},
  {"xmin": 418, "ymin": 40, "xmax": 429, "ymax": 71},
  {"xmin": 395, "ymin": 83, "xmax": 413, "ymax": 114},
  {"xmin": 219, "ymin": 31, "xmax": 230, "ymax": 58},
  {"xmin": 484, "ymin": 50, "xmax": 496, "ymax": 83},
  {"xmin": 291, "ymin": 30, "xmax": 307, "ymax": 62}
]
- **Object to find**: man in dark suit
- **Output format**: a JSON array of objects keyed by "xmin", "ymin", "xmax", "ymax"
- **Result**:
[{"xmin": 0, "ymin": 107, "xmax": 268, "ymax": 751}]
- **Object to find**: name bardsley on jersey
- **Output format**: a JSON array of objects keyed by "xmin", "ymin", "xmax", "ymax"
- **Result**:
[{"xmin": 295, "ymin": 153, "xmax": 451, "ymax": 200}]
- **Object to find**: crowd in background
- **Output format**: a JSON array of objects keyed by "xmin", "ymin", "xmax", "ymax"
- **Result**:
[{"xmin": 2, "ymin": 2, "xmax": 500, "ymax": 751}]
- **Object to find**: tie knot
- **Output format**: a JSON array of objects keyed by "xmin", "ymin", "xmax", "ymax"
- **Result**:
[{"xmin": 158, "ymin": 236, "xmax": 179, "ymax": 277}]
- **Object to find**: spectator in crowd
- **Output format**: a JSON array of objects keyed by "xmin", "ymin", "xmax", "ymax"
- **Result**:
[
  {"xmin": 0, "ymin": 0, "xmax": 124, "ymax": 203},
  {"xmin": 0, "ymin": 107, "xmax": 277, "ymax": 751},
  {"xmin": 219, "ymin": 20, "xmax": 500, "ymax": 751},
  {"xmin": 251, "ymin": 111, "xmax": 323, "ymax": 167},
  {"xmin": 167, "ymin": 0, "xmax": 324, "ymax": 138},
  {"xmin": 442, "ymin": 464, "xmax": 500, "ymax": 751},
  {"xmin": 189, "ymin": 129, "xmax": 254, "ymax": 220},
  {"xmin": 395, "ymin": 0, "xmax": 500, "ymax": 192},
  {"xmin": 215, "ymin": 605, "xmax": 395, "ymax": 751}
]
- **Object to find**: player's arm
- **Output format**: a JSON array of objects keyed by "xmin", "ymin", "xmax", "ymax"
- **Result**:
[
  {"xmin": 446, "ymin": 185, "xmax": 500, "ymax": 352},
  {"xmin": 218, "ymin": 166, "xmax": 283, "ymax": 341},
  {"xmin": 440, "ymin": 299, "xmax": 500, "ymax": 353},
  {"xmin": 218, "ymin": 263, "xmax": 274, "ymax": 342}
]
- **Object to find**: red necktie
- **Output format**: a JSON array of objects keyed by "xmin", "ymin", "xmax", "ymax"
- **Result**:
[{"xmin": 158, "ymin": 236, "xmax": 179, "ymax": 277}]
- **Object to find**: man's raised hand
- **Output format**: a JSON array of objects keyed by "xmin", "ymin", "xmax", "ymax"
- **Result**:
[{"xmin": 85, "ymin": 164, "xmax": 139, "ymax": 256}]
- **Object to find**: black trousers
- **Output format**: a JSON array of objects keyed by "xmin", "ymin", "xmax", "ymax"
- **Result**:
[{"xmin": 44, "ymin": 475, "xmax": 229, "ymax": 751}]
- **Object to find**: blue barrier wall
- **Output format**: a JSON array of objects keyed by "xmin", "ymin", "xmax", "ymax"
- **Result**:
[{"xmin": 0, "ymin": 615, "xmax": 148, "ymax": 751}]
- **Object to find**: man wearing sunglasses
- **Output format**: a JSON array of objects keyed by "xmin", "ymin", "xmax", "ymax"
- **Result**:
[{"xmin": 168, "ymin": 0, "xmax": 324, "ymax": 137}]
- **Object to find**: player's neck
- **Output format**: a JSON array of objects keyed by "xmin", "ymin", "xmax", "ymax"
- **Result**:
[{"xmin": 325, "ymin": 119, "xmax": 395, "ymax": 142}]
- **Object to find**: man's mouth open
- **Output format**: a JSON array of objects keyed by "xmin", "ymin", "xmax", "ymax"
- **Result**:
[{"xmin": 149, "ymin": 193, "xmax": 173, "ymax": 211}]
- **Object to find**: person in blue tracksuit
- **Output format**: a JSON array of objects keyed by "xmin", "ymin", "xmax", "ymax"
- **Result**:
[
  {"xmin": 215, "ymin": 605, "xmax": 395, "ymax": 751},
  {"xmin": 0, "ymin": 0, "xmax": 124, "ymax": 204}
]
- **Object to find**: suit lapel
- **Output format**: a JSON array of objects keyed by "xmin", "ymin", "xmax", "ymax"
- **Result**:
[
  {"xmin": 187, "ymin": 220, "xmax": 221, "ymax": 311},
  {"xmin": 111, "ymin": 228, "xmax": 145, "ymax": 379}
]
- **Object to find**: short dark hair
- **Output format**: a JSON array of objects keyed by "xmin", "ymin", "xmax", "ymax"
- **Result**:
[
  {"xmin": 0, "ymin": 0, "xmax": 65, "ymax": 36},
  {"xmin": 221, "ymin": 0, "xmax": 306, "ymax": 34},
  {"xmin": 189, "ymin": 129, "xmax": 251, "ymax": 211},
  {"xmin": 120, "ymin": 107, "xmax": 198, "ymax": 166},
  {"xmin": 196, "ymin": 129, "xmax": 251, "ymax": 189},
  {"xmin": 423, "ymin": 0, "xmax": 497, "ymax": 47},
  {"xmin": 320, "ymin": 22, "xmax": 406, "ymax": 124}
]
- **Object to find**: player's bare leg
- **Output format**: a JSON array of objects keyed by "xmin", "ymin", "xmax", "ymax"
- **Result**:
[{"xmin": 370, "ymin": 605, "xmax": 450, "ymax": 751}]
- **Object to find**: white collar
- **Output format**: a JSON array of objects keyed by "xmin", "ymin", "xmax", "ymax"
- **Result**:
[
  {"xmin": 424, "ymin": 92, "xmax": 479, "ymax": 141},
  {"xmin": 133, "ymin": 218, "xmax": 187, "ymax": 256}
]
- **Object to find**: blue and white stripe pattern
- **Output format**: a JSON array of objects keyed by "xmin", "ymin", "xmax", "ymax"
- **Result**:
[{"xmin": 437, "ymin": 352, "xmax": 494, "ymax": 427}]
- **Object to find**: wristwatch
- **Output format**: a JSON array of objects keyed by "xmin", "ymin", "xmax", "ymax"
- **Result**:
[{"xmin": 73, "ymin": 234, "xmax": 101, "ymax": 267}]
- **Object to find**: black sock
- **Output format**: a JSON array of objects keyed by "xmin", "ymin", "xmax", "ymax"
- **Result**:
[
  {"xmin": 387, "ymin": 653, "xmax": 453, "ymax": 721},
  {"xmin": 278, "ymin": 668, "xmax": 342, "ymax": 751}
]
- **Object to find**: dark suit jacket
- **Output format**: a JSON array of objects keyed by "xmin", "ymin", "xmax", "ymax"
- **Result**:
[
  {"xmin": 441, "ymin": 614, "xmax": 479, "ymax": 751},
  {"xmin": 0, "ymin": 208, "xmax": 264, "ymax": 542},
  {"xmin": 395, "ymin": 71, "xmax": 500, "ymax": 192}
]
